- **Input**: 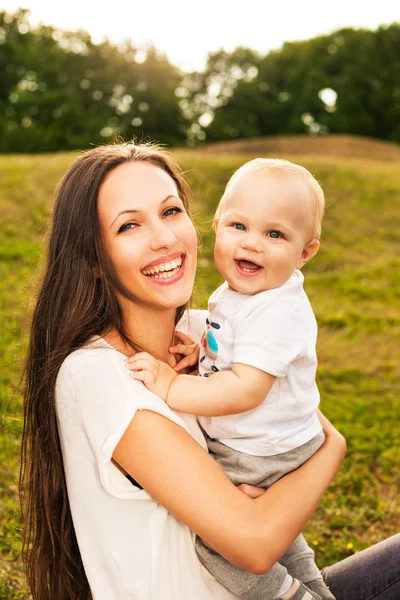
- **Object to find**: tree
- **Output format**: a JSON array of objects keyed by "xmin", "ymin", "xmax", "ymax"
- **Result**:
[
  {"xmin": 0, "ymin": 10, "xmax": 189, "ymax": 152},
  {"xmin": 190, "ymin": 25, "xmax": 400, "ymax": 144},
  {"xmin": 1, "ymin": 12, "xmax": 400, "ymax": 150}
]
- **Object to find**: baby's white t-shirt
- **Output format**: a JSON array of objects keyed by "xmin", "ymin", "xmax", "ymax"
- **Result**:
[
  {"xmin": 55, "ymin": 324, "xmax": 238, "ymax": 600},
  {"xmin": 198, "ymin": 270, "xmax": 322, "ymax": 456}
]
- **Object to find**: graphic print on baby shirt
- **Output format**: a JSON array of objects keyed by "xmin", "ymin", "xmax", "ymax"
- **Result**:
[{"xmin": 199, "ymin": 318, "xmax": 220, "ymax": 376}]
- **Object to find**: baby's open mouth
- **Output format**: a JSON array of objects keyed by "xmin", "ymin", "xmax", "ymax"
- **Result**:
[
  {"xmin": 142, "ymin": 255, "xmax": 183, "ymax": 279},
  {"xmin": 235, "ymin": 259, "xmax": 262, "ymax": 273}
]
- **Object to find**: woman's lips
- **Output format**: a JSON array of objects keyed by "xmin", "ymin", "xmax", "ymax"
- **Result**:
[
  {"xmin": 142, "ymin": 251, "xmax": 184, "ymax": 270},
  {"xmin": 142, "ymin": 255, "xmax": 186, "ymax": 285}
]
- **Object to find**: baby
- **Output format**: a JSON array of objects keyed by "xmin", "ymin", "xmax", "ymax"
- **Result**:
[{"xmin": 126, "ymin": 158, "xmax": 335, "ymax": 600}]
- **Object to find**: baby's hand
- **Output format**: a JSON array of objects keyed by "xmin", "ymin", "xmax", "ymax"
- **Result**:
[
  {"xmin": 169, "ymin": 331, "xmax": 200, "ymax": 374},
  {"xmin": 125, "ymin": 352, "xmax": 177, "ymax": 402}
]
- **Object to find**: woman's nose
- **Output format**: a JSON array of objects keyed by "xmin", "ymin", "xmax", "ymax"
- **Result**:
[{"xmin": 149, "ymin": 222, "xmax": 177, "ymax": 251}]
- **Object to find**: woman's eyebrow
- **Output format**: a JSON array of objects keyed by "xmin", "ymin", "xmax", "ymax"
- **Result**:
[{"xmin": 109, "ymin": 194, "xmax": 180, "ymax": 228}]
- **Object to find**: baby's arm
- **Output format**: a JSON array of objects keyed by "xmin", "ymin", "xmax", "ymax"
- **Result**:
[
  {"xmin": 167, "ymin": 363, "xmax": 275, "ymax": 415},
  {"xmin": 126, "ymin": 354, "xmax": 276, "ymax": 416},
  {"xmin": 126, "ymin": 300, "xmax": 307, "ymax": 415}
]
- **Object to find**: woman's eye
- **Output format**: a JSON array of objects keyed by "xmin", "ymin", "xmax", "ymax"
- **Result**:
[
  {"xmin": 118, "ymin": 222, "xmax": 137, "ymax": 233},
  {"xmin": 267, "ymin": 230, "xmax": 283, "ymax": 239},
  {"xmin": 163, "ymin": 207, "xmax": 183, "ymax": 218},
  {"xmin": 233, "ymin": 223, "xmax": 246, "ymax": 231}
]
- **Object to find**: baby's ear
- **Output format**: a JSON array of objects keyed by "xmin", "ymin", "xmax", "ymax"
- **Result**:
[
  {"xmin": 298, "ymin": 239, "xmax": 320, "ymax": 268},
  {"xmin": 213, "ymin": 218, "xmax": 219, "ymax": 232}
]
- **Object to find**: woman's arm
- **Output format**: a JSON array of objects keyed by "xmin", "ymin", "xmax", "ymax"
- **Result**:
[{"xmin": 113, "ymin": 410, "xmax": 345, "ymax": 575}]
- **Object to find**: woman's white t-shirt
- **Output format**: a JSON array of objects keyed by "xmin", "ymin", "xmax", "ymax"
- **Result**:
[{"xmin": 55, "ymin": 311, "xmax": 238, "ymax": 600}]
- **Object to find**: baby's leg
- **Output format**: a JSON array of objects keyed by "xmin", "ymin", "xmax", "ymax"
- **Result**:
[
  {"xmin": 279, "ymin": 534, "xmax": 319, "ymax": 581},
  {"xmin": 279, "ymin": 535, "xmax": 335, "ymax": 599},
  {"xmin": 280, "ymin": 533, "xmax": 320, "ymax": 582},
  {"xmin": 197, "ymin": 537, "xmax": 309, "ymax": 599},
  {"xmin": 255, "ymin": 435, "xmax": 334, "ymax": 598},
  {"xmin": 204, "ymin": 434, "xmax": 334, "ymax": 599}
]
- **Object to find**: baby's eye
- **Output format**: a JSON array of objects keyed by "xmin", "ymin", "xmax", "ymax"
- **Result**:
[
  {"xmin": 267, "ymin": 230, "xmax": 283, "ymax": 239},
  {"xmin": 163, "ymin": 207, "xmax": 183, "ymax": 218},
  {"xmin": 118, "ymin": 222, "xmax": 137, "ymax": 233},
  {"xmin": 232, "ymin": 223, "xmax": 246, "ymax": 231}
]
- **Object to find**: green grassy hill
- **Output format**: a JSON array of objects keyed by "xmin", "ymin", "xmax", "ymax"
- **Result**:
[
  {"xmin": 199, "ymin": 134, "xmax": 400, "ymax": 162},
  {"xmin": 1, "ymin": 137, "xmax": 400, "ymax": 597}
]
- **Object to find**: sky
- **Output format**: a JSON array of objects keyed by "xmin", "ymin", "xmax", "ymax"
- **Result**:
[{"xmin": 1, "ymin": 0, "xmax": 399, "ymax": 72}]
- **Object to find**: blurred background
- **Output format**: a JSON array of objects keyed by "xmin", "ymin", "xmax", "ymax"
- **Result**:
[{"xmin": 0, "ymin": 0, "xmax": 399, "ymax": 151}]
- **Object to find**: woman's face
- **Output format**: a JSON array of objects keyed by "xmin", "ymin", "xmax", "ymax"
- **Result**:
[{"xmin": 98, "ymin": 161, "xmax": 197, "ymax": 313}]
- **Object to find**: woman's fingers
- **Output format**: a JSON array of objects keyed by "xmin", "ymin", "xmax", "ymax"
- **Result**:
[
  {"xmin": 174, "ymin": 354, "xmax": 198, "ymax": 372},
  {"xmin": 199, "ymin": 537, "xmax": 217, "ymax": 552},
  {"xmin": 173, "ymin": 330, "xmax": 195, "ymax": 345},
  {"xmin": 169, "ymin": 332, "xmax": 200, "ymax": 373},
  {"xmin": 169, "ymin": 343, "xmax": 197, "ymax": 356},
  {"xmin": 317, "ymin": 409, "xmax": 346, "ymax": 451}
]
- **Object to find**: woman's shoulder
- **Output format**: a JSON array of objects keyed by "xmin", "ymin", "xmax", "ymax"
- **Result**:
[
  {"xmin": 64, "ymin": 335, "xmax": 115, "ymax": 363},
  {"xmin": 56, "ymin": 336, "xmax": 139, "ymax": 405},
  {"xmin": 57, "ymin": 336, "xmax": 117, "ymax": 385},
  {"xmin": 56, "ymin": 336, "xmax": 200, "ymax": 440}
]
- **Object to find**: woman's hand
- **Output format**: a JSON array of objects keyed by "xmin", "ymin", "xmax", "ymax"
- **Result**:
[
  {"xmin": 169, "ymin": 331, "xmax": 200, "ymax": 374},
  {"xmin": 199, "ymin": 483, "xmax": 265, "ymax": 551},
  {"xmin": 114, "ymin": 407, "xmax": 346, "ymax": 575},
  {"xmin": 196, "ymin": 418, "xmax": 345, "ymax": 556},
  {"xmin": 236, "ymin": 483, "xmax": 265, "ymax": 499},
  {"xmin": 317, "ymin": 409, "xmax": 346, "ymax": 460}
]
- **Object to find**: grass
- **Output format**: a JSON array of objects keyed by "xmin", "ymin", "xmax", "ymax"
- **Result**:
[
  {"xmin": 1, "ymin": 138, "xmax": 400, "ymax": 597},
  {"xmin": 200, "ymin": 133, "xmax": 400, "ymax": 162}
]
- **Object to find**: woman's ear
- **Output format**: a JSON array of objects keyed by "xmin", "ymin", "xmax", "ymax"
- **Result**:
[{"xmin": 298, "ymin": 239, "xmax": 320, "ymax": 268}]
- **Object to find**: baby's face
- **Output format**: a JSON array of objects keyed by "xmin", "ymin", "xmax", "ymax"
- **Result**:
[{"xmin": 214, "ymin": 170, "xmax": 318, "ymax": 295}]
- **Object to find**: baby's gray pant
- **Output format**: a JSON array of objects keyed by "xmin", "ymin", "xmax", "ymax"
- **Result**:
[{"xmin": 196, "ymin": 431, "xmax": 325, "ymax": 600}]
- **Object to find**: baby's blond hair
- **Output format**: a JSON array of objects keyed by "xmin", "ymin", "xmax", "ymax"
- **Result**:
[{"xmin": 216, "ymin": 158, "xmax": 325, "ymax": 240}]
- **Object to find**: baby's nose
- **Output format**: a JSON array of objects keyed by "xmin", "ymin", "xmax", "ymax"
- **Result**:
[{"xmin": 240, "ymin": 233, "xmax": 262, "ymax": 252}]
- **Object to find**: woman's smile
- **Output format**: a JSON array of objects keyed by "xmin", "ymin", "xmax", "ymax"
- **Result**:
[
  {"xmin": 141, "ymin": 251, "xmax": 185, "ymax": 282},
  {"xmin": 98, "ymin": 161, "xmax": 197, "ymax": 311}
]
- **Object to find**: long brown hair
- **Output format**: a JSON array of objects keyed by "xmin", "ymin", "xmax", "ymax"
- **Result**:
[{"xmin": 19, "ymin": 142, "xmax": 193, "ymax": 599}]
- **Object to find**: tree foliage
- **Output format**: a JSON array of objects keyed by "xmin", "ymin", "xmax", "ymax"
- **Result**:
[
  {"xmin": 192, "ymin": 25, "xmax": 400, "ymax": 144},
  {"xmin": 0, "ymin": 9, "xmax": 188, "ymax": 151},
  {"xmin": 1, "ymin": 10, "xmax": 399, "ymax": 151}
]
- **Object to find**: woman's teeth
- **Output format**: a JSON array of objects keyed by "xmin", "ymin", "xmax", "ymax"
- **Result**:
[{"xmin": 142, "ymin": 257, "xmax": 182, "ymax": 278}]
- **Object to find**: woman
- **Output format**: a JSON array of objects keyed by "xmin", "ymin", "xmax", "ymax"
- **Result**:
[{"xmin": 20, "ymin": 142, "xmax": 399, "ymax": 600}]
